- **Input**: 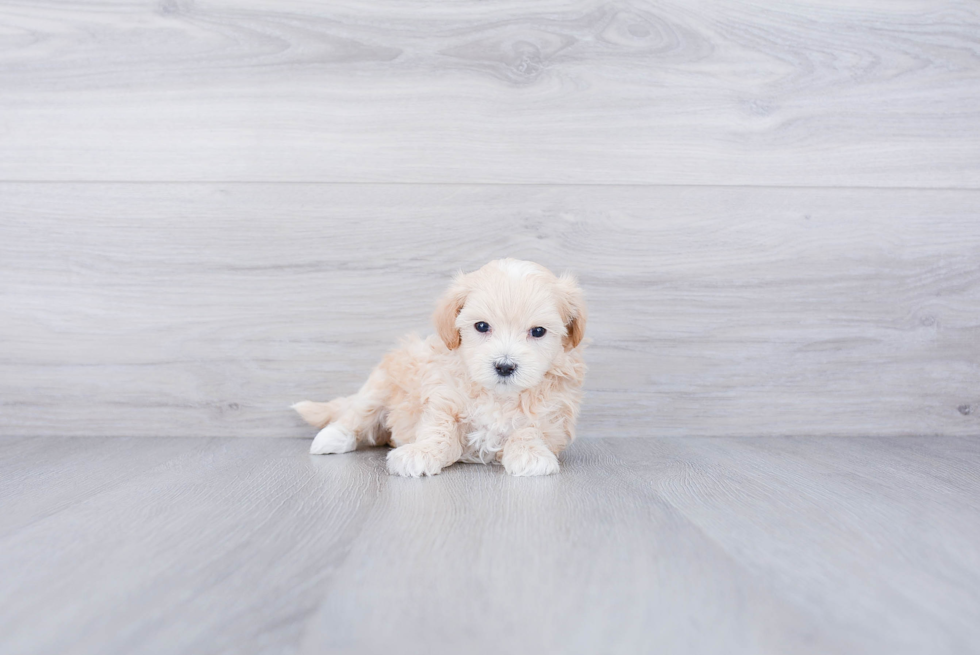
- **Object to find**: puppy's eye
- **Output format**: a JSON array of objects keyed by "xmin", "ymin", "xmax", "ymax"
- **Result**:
[
  {"xmin": 474, "ymin": 322, "xmax": 490, "ymax": 333},
  {"xmin": 530, "ymin": 327, "xmax": 547, "ymax": 338}
]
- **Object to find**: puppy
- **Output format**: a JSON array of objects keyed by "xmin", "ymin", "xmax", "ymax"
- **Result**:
[{"xmin": 293, "ymin": 259, "xmax": 587, "ymax": 477}]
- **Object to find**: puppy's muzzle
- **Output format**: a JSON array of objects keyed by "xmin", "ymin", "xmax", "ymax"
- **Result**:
[{"xmin": 494, "ymin": 360, "xmax": 517, "ymax": 378}]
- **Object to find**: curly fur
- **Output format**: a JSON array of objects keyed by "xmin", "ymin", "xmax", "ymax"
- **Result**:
[{"xmin": 294, "ymin": 259, "xmax": 587, "ymax": 477}]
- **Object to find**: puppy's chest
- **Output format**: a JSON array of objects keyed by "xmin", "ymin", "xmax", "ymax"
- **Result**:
[{"xmin": 459, "ymin": 398, "xmax": 524, "ymax": 464}]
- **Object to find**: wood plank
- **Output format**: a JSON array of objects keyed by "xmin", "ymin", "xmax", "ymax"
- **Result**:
[
  {"xmin": 1, "ymin": 183, "xmax": 977, "ymax": 438},
  {"xmin": 297, "ymin": 436, "xmax": 980, "ymax": 654},
  {"xmin": 623, "ymin": 436, "xmax": 980, "ymax": 654},
  {"xmin": 0, "ymin": 437, "xmax": 382, "ymax": 655},
  {"xmin": 1, "ymin": 437, "xmax": 976, "ymax": 654},
  {"xmin": 0, "ymin": 436, "xmax": 197, "ymax": 537},
  {"xmin": 299, "ymin": 438, "xmax": 838, "ymax": 655},
  {"xmin": 0, "ymin": 1, "xmax": 978, "ymax": 185}
]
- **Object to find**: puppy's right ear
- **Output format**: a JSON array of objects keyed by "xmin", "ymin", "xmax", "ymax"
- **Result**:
[{"xmin": 433, "ymin": 274, "xmax": 468, "ymax": 350}]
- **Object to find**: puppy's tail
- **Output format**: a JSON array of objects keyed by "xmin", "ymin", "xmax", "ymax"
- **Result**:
[{"xmin": 291, "ymin": 400, "xmax": 341, "ymax": 429}]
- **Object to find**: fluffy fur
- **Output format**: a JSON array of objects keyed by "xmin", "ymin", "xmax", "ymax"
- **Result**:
[{"xmin": 293, "ymin": 259, "xmax": 587, "ymax": 477}]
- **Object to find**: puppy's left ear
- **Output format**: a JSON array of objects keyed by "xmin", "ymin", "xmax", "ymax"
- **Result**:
[
  {"xmin": 433, "ymin": 273, "xmax": 469, "ymax": 350},
  {"xmin": 556, "ymin": 273, "xmax": 587, "ymax": 351}
]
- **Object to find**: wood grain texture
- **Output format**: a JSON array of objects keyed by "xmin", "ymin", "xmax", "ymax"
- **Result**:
[
  {"xmin": 0, "ymin": 436, "xmax": 977, "ymax": 654},
  {"xmin": 0, "ymin": 0, "xmax": 978, "ymax": 185},
  {"xmin": 0, "ymin": 437, "xmax": 385, "ymax": 655},
  {"xmin": 2, "ymin": 183, "xmax": 978, "ymax": 438}
]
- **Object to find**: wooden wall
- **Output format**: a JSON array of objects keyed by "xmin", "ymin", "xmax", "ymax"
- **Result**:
[{"xmin": 1, "ymin": 0, "xmax": 978, "ymax": 437}]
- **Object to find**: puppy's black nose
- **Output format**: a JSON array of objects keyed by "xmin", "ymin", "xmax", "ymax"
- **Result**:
[{"xmin": 494, "ymin": 361, "xmax": 517, "ymax": 377}]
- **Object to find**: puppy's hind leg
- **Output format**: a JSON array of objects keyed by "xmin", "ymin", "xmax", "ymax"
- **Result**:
[{"xmin": 297, "ymin": 369, "xmax": 389, "ymax": 455}]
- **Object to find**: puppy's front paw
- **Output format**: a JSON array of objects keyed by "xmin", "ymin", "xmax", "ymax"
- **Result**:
[
  {"xmin": 386, "ymin": 443, "xmax": 446, "ymax": 477},
  {"xmin": 310, "ymin": 425, "xmax": 357, "ymax": 455},
  {"xmin": 503, "ymin": 442, "xmax": 560, "ymax": 477}
]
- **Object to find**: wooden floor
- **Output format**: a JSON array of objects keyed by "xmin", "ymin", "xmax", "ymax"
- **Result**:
[{"xmin": 1, "ymin": 436, "xmax": 977, "ymax": 655}]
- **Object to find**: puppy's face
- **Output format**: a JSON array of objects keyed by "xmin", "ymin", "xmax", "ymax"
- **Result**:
[{"xmin": 434, "ymin": 259, "xmax": 586, "ymax": 393}]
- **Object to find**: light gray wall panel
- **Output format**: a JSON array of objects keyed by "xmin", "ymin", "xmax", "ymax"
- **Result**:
[
  {"xmin": 2, "ymin": 183, "xmax": 977, "ymax": 438},
  {"xmin": 0, "ymin": 0, "xmax": 977, "ymax": 185}
]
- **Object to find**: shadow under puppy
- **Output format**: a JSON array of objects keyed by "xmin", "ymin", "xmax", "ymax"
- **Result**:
[{"xmin": 294, "ymin": 259, "xmax": 587, "ymax": 477}]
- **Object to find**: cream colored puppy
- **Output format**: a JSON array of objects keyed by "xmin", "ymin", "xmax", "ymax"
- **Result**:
[{"xmin": 293, "ymin": 259, "xmax": 587, "ymax": 477}]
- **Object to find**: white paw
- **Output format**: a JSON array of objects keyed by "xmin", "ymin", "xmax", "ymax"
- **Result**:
[
  {"xmin": 502, "ymin": 443, "xmax": 560, "ymax": 476},
  {"xmin": 386, "ymin": 444, "xmax": 446, "ymax": 477},
  {"xmin": 310, "ymin": 425, "xmax": 357, "ymax": 455}
]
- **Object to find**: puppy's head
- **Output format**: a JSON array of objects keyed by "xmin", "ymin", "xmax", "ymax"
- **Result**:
[{"xmin": 434, "ymin": 259, "xmax": 586, "ymax": 392}]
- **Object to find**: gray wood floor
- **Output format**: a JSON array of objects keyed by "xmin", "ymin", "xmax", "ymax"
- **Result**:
[{"xmin": 0, "ymin": 436, "xmax": 977, "ymax": 655}]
